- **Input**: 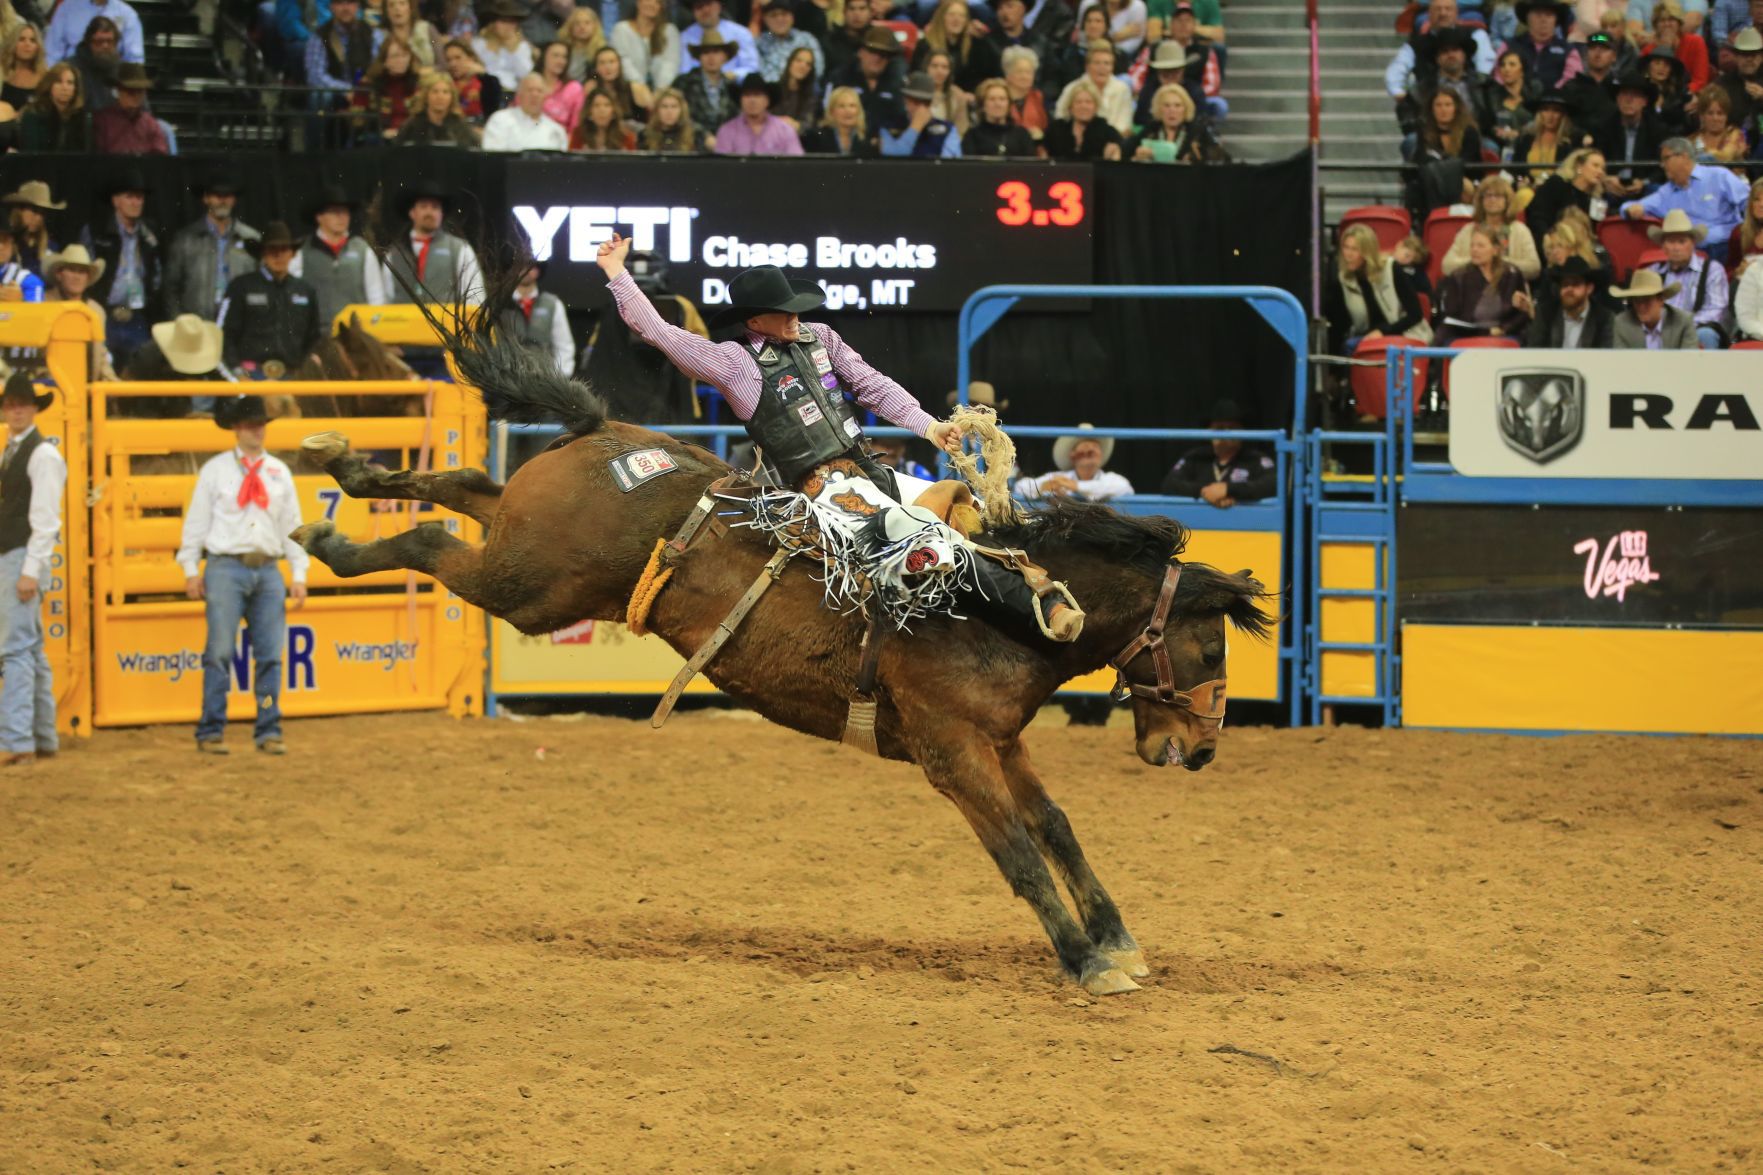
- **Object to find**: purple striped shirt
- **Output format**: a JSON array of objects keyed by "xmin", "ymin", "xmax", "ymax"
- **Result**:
[{"xmin": 608, "ymin": 271, "xmax": 936, "ymax": 438}]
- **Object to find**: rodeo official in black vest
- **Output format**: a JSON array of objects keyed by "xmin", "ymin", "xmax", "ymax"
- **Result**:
[
  {"xmin": 597, "ymin": 233, "xmax": 1083, "ymax": 641},
  {"xmin": 0, "ymin": 373, "xmax": 68, "ymax": 766},
  {"xmin": 217, "ymin": 222, "xmax": 323, "ymax": 378}
]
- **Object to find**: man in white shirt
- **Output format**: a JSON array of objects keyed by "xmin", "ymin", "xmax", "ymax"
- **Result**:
[
  {"xmin": 0, "ymin": 374, "xmax": 69, "ymax": 766},
  {"xmin": 1016, "ymin": 426, "xmax": 1135, "ymax": 502},
  {"xmin": 482, "ymin": 74, "xmax": 570, "ymax": 152},
  {"xmin": 178, "ymin": 395, "xmax": 309, "ymax": 756}
]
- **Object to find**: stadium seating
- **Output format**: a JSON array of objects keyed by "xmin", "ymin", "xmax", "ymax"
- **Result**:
[
  {"xmin": 1348, "ymin": 335, "xmax": 1429, "ymax": 420},
  {"xmin": 1733, "ymin": 340, "xmax": 1763, "ymax": 350},
  {"xmin": 1340, "ymin": 206, "xmax": 1412, "ymax": 254},
  {"xmin": 1423, "ymin": 209, "xmax": 1471, "ymax": 287},
  {"xmin": 877, "ymin": 20, "xmax": 920, "ymax": 53},
  {"xmin": 1442, "ymin": 334, "xmax": 1519, "ymax": 397},
  {"xmin": 1598, "ymin": 217, "xmax": 1662, "ymax": 281}
]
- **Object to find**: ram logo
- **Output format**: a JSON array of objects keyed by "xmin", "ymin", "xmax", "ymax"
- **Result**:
[{"xmin": 1496, "ymin": 369, "xmax": 1585, "ymax": 464}]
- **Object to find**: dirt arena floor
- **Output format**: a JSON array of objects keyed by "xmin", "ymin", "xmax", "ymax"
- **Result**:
[{"xmin": 3, "ymin": 710, "xmax": 1760, "ymax": 1172}]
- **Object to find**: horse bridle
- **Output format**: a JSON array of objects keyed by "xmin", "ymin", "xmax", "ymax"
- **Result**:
[{"xmin": 1107, "ymin": 561, "xmax": 1228, "ymax": 724}]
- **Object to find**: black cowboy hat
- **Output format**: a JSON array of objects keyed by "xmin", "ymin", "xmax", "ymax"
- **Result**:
[
  {"xmin": 1637, "ymin": 50, "xmax": 1688, "ymax": 88},
  {"xmin": 103, "ymin": 167, "xmax": 149, "ymax": 197},
  {"xmin": 1554, "ymin": 255, "xmax": 1597, "ymax": 283},
  {"xmin": 738, "ymin": 72, "xmax": 774, "ymax": 100},
  {"xmin": 1429, "ymin": 26, "xmax": 1475, "ymax": 56},
  {"xmin": 1513, "ymin": 0, "xmax": 1573, "ymax": 26},
  {"xmin": 395, "ymin": 178, "xmax": 450, "ymax": 217},
  {"xmin": 1207, "ymin": 398, "xmax": 1245, "ymax": 426},
  {"xmin": 214, "ymin": 394, "xmax": 270, "ymax": 429},
  {"xmin": 901, "ymin": 70, "xmax": 937, "ymax": 101},
  {"xmin": 708, "ymin": 264, "xmax": 825, "ymax": 328},
  {"xmin": 302, "ymin": 182, "xmax": 359, "ymax": 224},
  {"xmin": 1535, "ymin": 90, "xmax": 1570, "ymax": 109},
  {"xmin": 201, "ymin": 168, "xmax": 241, "ymax": 197},
  {"xmin": 2, "ymin": 371, "xmax": 53, "ymax": 412},
  {"xmin": 478, "ymin": 0, "xmax": 527, "ymax": 21},
  {"xmin": 1614, "ymin": 69, "xmax": 1659, "ymax": 99},
  {"xmin": 245, "ymin": 221, "xmax": 307, "ymax": 257}
]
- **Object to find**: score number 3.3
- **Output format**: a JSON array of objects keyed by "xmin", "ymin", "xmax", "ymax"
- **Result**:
[{"xmin": 994, "ymin": 180, "xmax": 1086, "ymax": 227}]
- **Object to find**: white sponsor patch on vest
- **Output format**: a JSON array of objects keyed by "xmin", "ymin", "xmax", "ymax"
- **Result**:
[
  {"xmin": 843, "ymin": 416, "xmax": 861, "ymax": 438},
  {"xmin": 609, "ymin": 447, "xmax": 679, "ymax": 492},
  {"xmin": 811, "ymin": 347, "xmax": 833, "ymax": 375},
  {"xmin": 798, "ymin": 400, "xmax": 825, "ymax": 426}
]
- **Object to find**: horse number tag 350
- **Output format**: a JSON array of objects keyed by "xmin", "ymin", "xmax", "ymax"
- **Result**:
[{"xmin": 609, "ymin": 448, "xmax": 679, "ymax": 493}]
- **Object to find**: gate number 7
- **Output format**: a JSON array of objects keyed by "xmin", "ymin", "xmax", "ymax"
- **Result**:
[{"xmin": 317, "ymin": 489, "xmax": 341, "ymax": 521}]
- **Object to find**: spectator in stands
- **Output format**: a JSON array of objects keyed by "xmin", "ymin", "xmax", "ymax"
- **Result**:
[
  {"xmin": 1600, "ymin": 7, "xmax": 1642, "ymax": 71},
  {"xmin": 1079, "ymin": 0, "xmax": 1148, "ymax": 59},
  {"xmin": 560, "ymin": 6, "xmax": 609, "ymax": 80},
  {"xmin": 570, "ymin": 86, "xmax": 636, "ymax": 148},
  {"xmin": 436, "ymin": 0, "xmax": 478, "ymax": 40},
  {"xmin": 714, "ymin": 72, "xmax": 803, "ymax": 152},
  {"xmin": 1001, "ymin": 46, "xmax": 1048, "ymax": 135},
  {"xmin": 1511, "ymin": 91, "xmax": 1581, "ymax": 172},
  {"xmin": 307, "ymin": 0, "xmax": 382, "ymax": 100},
  {"xmin": 642, "ymin": 86, "xmax": 711, "ymax": 150},
  {"xmin": 43, "ymin": 245, "xmax": 116, "ymax": 378},
  {"xmin": 1626, "ymin": 0, "xmax": 1706, "ymax": 39},
  {"xmin": 1639, "ymin": 44, "xmax": 1694, "ymax": 126},
  {"xmin": 1526, "ymin": 145, "xmax": 1608, "ymax": 233},
  {"xmin": 611, "ymin": 0, "xmax": 679, "ymax": 91},
  {"xmin": 915, "ymin": 0, "xmax": 1002, "ymax": 91},
  {"xmin": 773, "ymin": 46, "xmax": 821, "ymax": 128},
  {"xmin": 1610, "ymin": 266, "xmax": 1700, "ymax": 342},
  {"xmin": 295, "ymin": 184, "xmax": 385, "ymax": 327},
  {"xmin": 359, "ymin": 35, "xmax": 422, "ymax": 135},
  {"xmin": 1390, "ymin": 0, "xmax": 1498, "ymax": 122},
  {"xmin": 1524, "ymin": 254, "xmax": 1617, "ymax": 343},
  {"xmin": 1712, "ymin": 26, "xmax": 1762, "ymax": 128},
  {"xmin": 45, "ymin": 0, "xmax": 142, "ymax": 65},
  {"xmin": 483, "ymin": 71, "xmax": 570, "ymax": 149},
  {"xmin": 1055, "ymin": 39, "xmax": 1133, "ymax": 134},
  {"xmin": 1445, "ymin": 176, "xmax": 1543, "ymax": 276},
  {"xmin": 1563, "ymin": 29, "xmax": 1622, "ymax": 129},
  {"xmin": 179, "ymin": 393, "xmax": 308, "ymax": 757},
  {"xmin": 1509, "ymin": 0, "xmax": 1584, "ymax": 89},
  {"xmin": 757, "ymin": 0, "xmax": 822, "ymax": 82},
  {"xmin": 384, "ymin": 0, "xmax": 441, "ymax": 67},
  {"xmin": 1730, "ymin": 175, "xmax": 1763, "ymax": 269},
  {"xmin": 3, "ymin": 182, "xmax": 60, "ymax": 274},
  {"xmin": 0, "ymin": 372, "xmax": 67, "ymax": 768},
  {"xmin": 584, "ymin": 44, "xmax": 651, "ymax": 121},
  {"xmin": 1150, "ymin": 0, "xmax": 1223, "ymax": 42},
  {"xmin": 1596, "ymin": 71, "xmax": 1667, "ymax": 191},
  {"xmin": 1132, "ymin": 40, "xmax": 1189, "ymax": 126},
  {"xmin": 678, "ymin": 0, "xmax": 759, "ymax": 80},
  {"xmin": 1425, "ymin": 28, "xmax": 1484, "ymax": 115},
  {"xmin": 1047, "ymin": 7, "xmax": 1113, "ymax": 94},
  {"xmin": 1709, "ymin": 0, "xmax": 1760, "ymax": 47},
  {"xmin": 1623, "ymin": 136, "xmax": 1749, "ymax": 249},
  {"xmin": 1042, "ymin": 78, "xmax": 1123, "ymax": 158},
  {"xmin": 1688, "ymin": 82, "xmax": 1747, "ymax": 155},
  {"xmin": 823, "ymin": 0, "xmax": 873, "ymax": 80},
  {"xmin": 1641, "ymin": 0, "xmax": 1710, "ymax": 88},
  {"xmin": 1, "ymin": 22, "xmax": 43, "ymax": 113},
  {"xmin": 678, "ymin": 30, "xmax": 741, "ymax": 133},
  {"xmin": 1476, "ymin": 49, "xmax": 1541, "ymax": 151},
  {"xmin": 964, "ymin": 77, "xmax": 1037, "ymax": 154},
  {"xmin": 90, "ymin": 61, "xmax": 165, "ymax": 152},
  {"xmin": 1524, "ymin": 213, "xmax": 1615, "ymax": 317},
  {"xmin": 0, "ymin": 225, "xmax": 44, "ymax": 302},
  {"xmin": 472, "ymin": 0, "xmax": 536, "ymax": 91},
  {"xmin": 921, "ymin": 49, "xmax": 972, "ymax": 134},
  {"xmin": 1394, "ymin": 234, "xmax": 1434, "ymax": 299},
  {"xmin": 801, "ymin": 84, "xmax": 877, "ymax": 153},
  {"xmin": 987, "ymin": 0, "xmax": 1048, "ymax": 63},
  {"xmin": 1733, "ymin": 248, "xmax": 1763, "ymax": 335},
  {"xmin": 520, "ymin": 0, "xmax": 570, "ymax": 47},
  {"xmin": 218, "ymin": 223, "xmax": 322, "ymax": 378},
  {"xmin": 1412, "ymin": 86, "xmax": 1485, "ymax": 164},
  {"xmin": 1160, "ymin": 2, "xmax": 1226, "ymax": 120},
  {"xmin": 80, "ymin": 169, "xmax": 159, "ymax": 368},
  {"xmin": 1645, "ymin": 206, "xmax": 1729, "ymax": 345},
  {"xmin": 381, "ymin": 180, "xmax": 482, "ymax": 303},
  {"xmin": 1126, "ymin": 83, "xmax": 1226, "ymax": 161},
  {"xmin": 1028, "ymin": 0, "xmax": 1077, "ymax": 49},
  {"xmin": 534, "ymin": 41, "xmax": 584, "ymax": 129},
  {"xmin": 1159, "ymin": 399, "xmax": 1276, "ymax": 507},
  {"xmin": 16, "ymin": 63, "xmax": 89, "ymax": 152},
  {"xmin": 880, "ymin": 70, "xmax": 961, "ymax": 155},
  {"xmin": 68, "ymin": 17, "xmax": 120, "ymax": 115},
  {"xmin": 828, "ymin": 27, "xmax": 906, "ymax": 134},
  {"xmin": 1322, "ymin": 224, "xmax": 1432, "ymax": 353},
  {"xmin": 398, "ymin": 68, "xmax": 483, "ymax": 143},
  {"xmin": 1015, "ymin": 426, "xmax": 1133, "ymax": 502},
  {"xmin": 502, "ymin": 262, "xmax": 575, "ymax": 376},
  {"xmin": 1437, "ymin": 224, "xmax": 1532, "ymax": 341},
  {"xmin": 443, "ymin": 36, "xmax": 503, "ymax": 119}
]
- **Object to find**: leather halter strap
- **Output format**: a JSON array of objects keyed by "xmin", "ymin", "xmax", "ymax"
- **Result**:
[{"xmin": 1107, "ymin": 562, "xmax": 1228, "ymax": 721}]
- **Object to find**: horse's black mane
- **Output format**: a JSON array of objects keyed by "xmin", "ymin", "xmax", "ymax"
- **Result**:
[{"xmin": 989, "ymin": 498, "xmax": 1274, "ymax": 639}]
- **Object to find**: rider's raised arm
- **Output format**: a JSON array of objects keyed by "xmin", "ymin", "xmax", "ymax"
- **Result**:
[
  {"xmin": 812, "ymin": 323, "xmax": 936, "ymax": 440},
  {"xmin": 606, "ymin": 271, "xmax": 763, "ymax": 414}
]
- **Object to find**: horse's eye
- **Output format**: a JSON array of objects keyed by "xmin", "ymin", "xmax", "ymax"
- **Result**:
[{"xmin": 1202, "ymin": 648, "xmax": 1224, "ymax": 667}]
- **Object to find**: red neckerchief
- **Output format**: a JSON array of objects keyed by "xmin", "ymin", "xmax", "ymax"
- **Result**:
[
  {"xmin": 414, "ymin": 233, "xmax": 433, "ymax": 279},
  {"xmin": 237, "ymin": 453, "xmax": 269, "ymax": 510}
]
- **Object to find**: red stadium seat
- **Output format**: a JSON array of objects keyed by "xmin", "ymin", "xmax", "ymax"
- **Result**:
[
  {"xmin": 1732, "ymin": 340, "xmax": 1763, "ymax": 349},
  {"xmin": 1423, "ymin": 209, "xmax": 1471, "ymax": 288},
  {"xmin": 1349, "ymin": 335, "xmax": 1429, "ymax": 420},
  {"xmin": 1340, "ymin": 206, "xmax": 1412, "ymax": 255},
  {"xmin": 1416, "ymin": 291, "xmax": 1432, "ymax": 324},
  {"xmin": 1442, "ymin": 335, "xmax": 1520, "ymax": 398},
  {"xmin": 1634, "ymin": 246, "xmax": 1669, "ymax": 269},
  {"xmin": 1598, "ymin": 216, "xmax": 1662, "ymax": 281},
  {"xmin": 876, "ymin": 19, "xmax": 919, "ymax": 53}
]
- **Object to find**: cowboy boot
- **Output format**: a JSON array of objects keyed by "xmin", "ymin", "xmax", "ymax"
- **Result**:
[{"xmin": 964, "ymin": 554, "xmax": 1085, "ymax": 643}]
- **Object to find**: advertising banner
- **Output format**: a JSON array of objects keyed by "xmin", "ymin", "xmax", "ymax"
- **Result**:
[
  {"xmin": 506, "ymin": 158, "xmax": 1095, "ymax": 312},
  {"xmin": 1446, "ymin": 351, "xmax": 1762, "ymax": 479}
]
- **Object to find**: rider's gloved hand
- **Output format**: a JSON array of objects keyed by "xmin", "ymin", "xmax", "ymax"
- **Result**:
[{"xmin": 925, "ymin": 420, "xmax": 963, "ymax": 455}]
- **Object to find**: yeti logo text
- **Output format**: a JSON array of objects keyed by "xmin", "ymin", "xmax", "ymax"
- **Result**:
[
  {"xmin": 1573, "ymin": 530, "xmax": 1661, "ymax": 602},
  {"xmin": 1496, "ymin": 369, "xmax": 1584, "ymax": 464},
  {"xmin": 511, "ymin": 206, "xmax": 696, "ymax": 264}
]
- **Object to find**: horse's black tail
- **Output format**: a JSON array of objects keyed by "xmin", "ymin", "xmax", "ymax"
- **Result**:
[{"xmin": 367, "ymin": 196, "xmax": 607, "ymax": 438}]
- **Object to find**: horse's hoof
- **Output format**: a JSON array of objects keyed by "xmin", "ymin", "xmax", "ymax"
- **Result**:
[
  {"xmin": 1079, "ymin": 966, "xmax": 1141, "ymax": 997},
  {"xmin": 302, "ymin": 431, "xmax": 350, "ymax": 461},
  {"xmin": 290, "ymin": 521, "xmax": 335, "ymax": 551},
  {"xmin": 1105, "ymin": 947, "xmax": 1151, "ymax": 979}
]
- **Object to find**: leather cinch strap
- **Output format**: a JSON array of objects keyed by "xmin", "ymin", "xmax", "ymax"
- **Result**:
[{"xmin": 651, "ymin": 547, "xmax": 792, "ymax": 729}]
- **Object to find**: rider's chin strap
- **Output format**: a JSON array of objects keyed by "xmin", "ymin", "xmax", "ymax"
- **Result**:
[{"xmin": 1107, "ymin": 561, "xmax": 1229, "ymax": 725}]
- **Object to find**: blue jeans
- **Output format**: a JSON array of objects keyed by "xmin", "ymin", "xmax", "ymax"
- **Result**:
[
  {"xmin": 1696, "ymin": 325, "xmax": 1722, "ymax": 350},
  {"xmin": 0, "ymin": 546, "xmax": 57, "ymax": 753},
  {"xmin": 197, "ymin": 556, "xmax": 286, "ymax": 745}
]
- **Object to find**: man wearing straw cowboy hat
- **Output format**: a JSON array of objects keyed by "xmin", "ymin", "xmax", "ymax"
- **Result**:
[
  {"xmin": 1644, "ymin": 207, "xmax": 1730, "ymax": 349},
  {"xmin": 1610, "ymin": 267, "xmax": 1700, "ymax": 349},
  {"xmin": 118, "ymin": 314, "xmax": 235, "ymax": 419},
  {"xmin": 91, "ymin": 62, "xmax": 168, "ymax": 155},
  {"xmin": 1015, "ymin": 424, "xmax": 1134, "ymax": 503},
  {"xmin": 0, "ymin": 373, "xmax": 68, "ymax": 767},
  {"xmin": 178, "ymin": 394, "xmax": 309, "ymax": 756},
  {"xmin": 1, "ymin": 181, "xmax": 65, "ymax": 275},
  {"xmin": 217, "ymin": 222, "xmax": 322, "ymax": 380},
  {"xmin": 598, "ymin": 235, "xmax": 1086, "ymax": 641}
]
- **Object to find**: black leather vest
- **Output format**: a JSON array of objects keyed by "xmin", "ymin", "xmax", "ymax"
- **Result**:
[
  {"xmin": 742, "ymin": 327, "xmax": 866, "ymax": 487},
  {"xmin": 0, "ymin": 429, "xmax": 46, "ymax": 554}
]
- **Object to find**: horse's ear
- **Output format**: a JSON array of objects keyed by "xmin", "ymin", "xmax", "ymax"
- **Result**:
[{"xmin": 1235, "ymin": 568, "xmax": 1266, "ymax": 593}]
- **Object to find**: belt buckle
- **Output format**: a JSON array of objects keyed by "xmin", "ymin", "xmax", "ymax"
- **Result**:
[{"xmin": 111, "ymin": 306, "xmax": 133, "ymax": 323}]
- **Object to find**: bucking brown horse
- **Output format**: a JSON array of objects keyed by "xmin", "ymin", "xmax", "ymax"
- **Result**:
[{"xmin": 291, "ymin": 288, "xmax": 1272, "ymax": 997}]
